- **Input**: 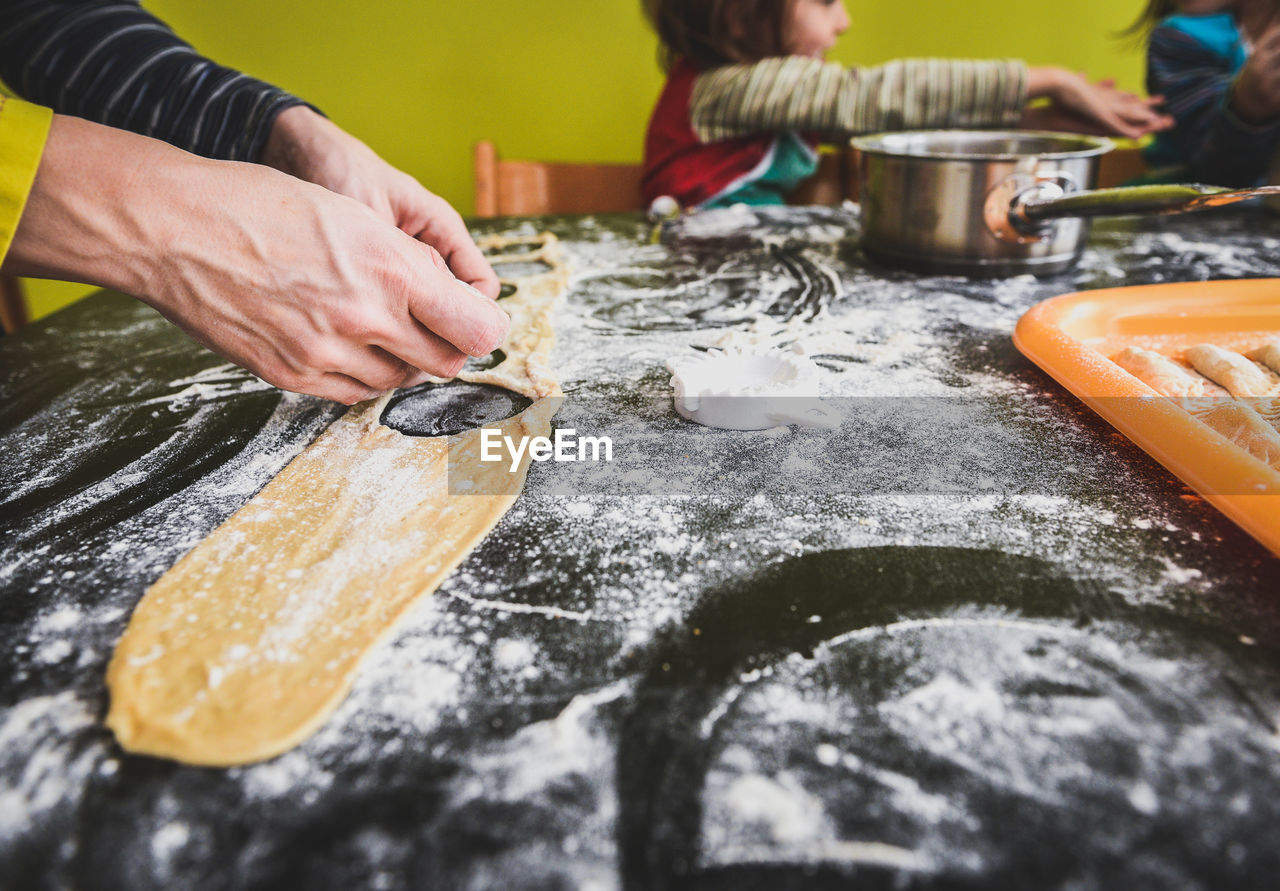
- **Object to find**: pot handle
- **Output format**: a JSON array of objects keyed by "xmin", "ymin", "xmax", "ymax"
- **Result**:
[{"xmin": 1012, "ymin": 182, "xmax": 1280, "ymax": 231}]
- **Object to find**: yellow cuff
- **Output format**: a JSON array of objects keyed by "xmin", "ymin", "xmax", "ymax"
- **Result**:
[{"xmin": 0, "ymin": 96, "xmax": 53, "ymax": 267}]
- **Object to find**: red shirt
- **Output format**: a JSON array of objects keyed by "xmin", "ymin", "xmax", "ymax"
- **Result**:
[{"xmin": 642, "ymin": 59, "xmax": 811, "ymax": 208}]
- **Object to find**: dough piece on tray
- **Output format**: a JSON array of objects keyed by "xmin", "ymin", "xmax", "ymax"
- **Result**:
[
  {"xmin": 1248, "ymin": 341, "xmax": 1280, "ymax": 377},
  {"xmin": 1113, "ymin": 346, "xmax": 1223, "ymax": 398},
  {"xmin": 1114, "ymin": 345, "xmax": 1280, "ymax": 469},
  {"xmin": 1184, "ymin": 343, "xmax": 1280, "ymax": 397},
  {"xmin": 106, "ymin": 234, "xmax": 568, "ymax": 766},
  {"xmin": 1195, "ymin": 402, "xmax": 1280, "ymax": 469},
  {"xmin": 1243, "ymin": 344, "xmax": 1280, "ymax": 434}
]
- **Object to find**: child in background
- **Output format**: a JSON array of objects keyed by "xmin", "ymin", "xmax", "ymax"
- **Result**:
[
  {"xmin": 642, "ymin": 0, "xmax": 1172, "ymax": 210},
  {"xmin": 1137, "ymin": 0, "xmax": 1280, "ymax": 186}
]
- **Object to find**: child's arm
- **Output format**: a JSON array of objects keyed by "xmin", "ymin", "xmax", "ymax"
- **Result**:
[
  {"xmin": 689, "ymin": 56, "xmax": 1027, "ymax": 143},
  {"xmin": 1148, "ymin": 21, "xmax": 1280, "ymax": 186},
  {"xmin": 689, "ymin": 57, "xmax": 1165, "ymax": 144}
]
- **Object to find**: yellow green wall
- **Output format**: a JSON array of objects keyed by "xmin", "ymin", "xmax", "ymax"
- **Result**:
[{"xmin": 23, "ymin": 0, "xmax": 1150, "ymax": 320}]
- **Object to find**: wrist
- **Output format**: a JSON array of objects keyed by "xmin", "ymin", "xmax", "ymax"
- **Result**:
[
  {"xmin": 1026, "ymin": 66, "xmax": 1066, "ymax": 100},
  {"xmin": 6, "ymin": 115, "xmax": 180, "ymax": 296},
  {"xmin": 260, "ymin": 104, "xmax": 332, "ymax": 180}
]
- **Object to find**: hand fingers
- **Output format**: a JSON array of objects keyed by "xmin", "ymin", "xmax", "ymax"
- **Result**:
[
  {"xmin": 401, "ymin": 368, "xmax": 435, "ymax": 388},
  {"xmin": 375, "ymin": 314, "xmax": 478, "ymax": 381},
  {"xmin": 263, "ymin": 345, "xmax": 450, "ymax": 405},
  {"xmin": 294, "ymin": 345, "xmax": 421, "ymax": 402},
  {"xmin": 1095, "ymin": 107, "xmax": 1145, "ymax": 140},
  {"xmin": 346, "ymin": 345, "xmax": 418, "ymax": 391},
  {"xmin": 397, "ymin": 244, "xmax": 510, "ymax": 358},
  {"xmin": 400, "ymin": 193, "xmax": 501, "ymax": 299},
  {"xmin": 265, "ymin": 331, "xmax": 453, "ymax": 403},
  {"xmin": 422, "ymin": 242, "xmax": 450, "ymax": 274},
  {"xmin": 317, "ymin": 371, "xmax": 381, "ymax": 407},
  {"xmin": 268, "ymin": 369, "xmax": 380, "ymax": 405},
  {"xmin": 1076, "ymin": 83, "xmax": 1172, "ymax": 137},
  {"xmin": 422, "ymin": 218, "xmax": 496, "ymax": 299},
  {"xmin": 388, "ymin": 181, "xmax": 501, "ymax": 298},
  {"xmin": 318, "ymin": 374, "xmax": 383, "ymax": 405},
  {"xmin": 1117, "ymin": 102, "xmax": 1168, "ymax": 125}
]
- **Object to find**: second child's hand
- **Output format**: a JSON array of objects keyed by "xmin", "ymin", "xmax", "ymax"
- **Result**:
[
  {"xmin": 1026, "ymin": 67, "xmax": 1173, "ymax": 139},
  {"xmin": 1232, "ymin": 22, "xmax": 1280, "ymax": 125}
]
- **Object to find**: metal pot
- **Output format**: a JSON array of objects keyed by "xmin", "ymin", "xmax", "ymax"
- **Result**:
[{"xmin": 851, "ymin": 130, "xmax": 1280, "ymax": 277}]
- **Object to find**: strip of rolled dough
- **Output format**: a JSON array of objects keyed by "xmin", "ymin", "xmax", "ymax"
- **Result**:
[
  {"xmin": 1113, "ymin": 346, "xmax": 1223, "ymax": 398},
  {"xmin": 1194, "ymin": 402, "xmax": 1280, "ymax": 469},
  {"xmin": 1242, "ymin": 344, "xmax": 1280, "ymax": 435},
  {"xmin": 1248, "ymin": 341, "xmax": 1280, "ymax": 376},
  {"xmin": 106, "ymin": 234, "xmax": 567, "ymax": 766},
  {"xmin": 1184, "ymin": 343, "xmax": 1280, "ymax": 397},
  {"xmin": 1116, "ymin": 344, "xmax": 1280, "ymax": 469}
]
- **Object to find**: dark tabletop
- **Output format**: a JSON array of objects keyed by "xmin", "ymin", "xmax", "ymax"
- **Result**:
[{"xmin": 3, "ymin": 207, "xmax": 1280, "ymax": 891}]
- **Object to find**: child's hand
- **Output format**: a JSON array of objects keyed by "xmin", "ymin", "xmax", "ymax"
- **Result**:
[
  {"xmin": 1232, "ymin": 22, "xmax": 1280, "ymax": 125},
  {"xmin": 1027, "ymin": 67, "xmax": 1173, "ymax": 139}
]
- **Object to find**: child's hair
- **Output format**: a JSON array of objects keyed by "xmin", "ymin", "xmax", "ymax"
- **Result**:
[
  {"xmin": 642, "ymin": 0, "xmax": 793, "ymax": 71},
  {"xmin": 1120, "ymin": 0, "xmax": 1280, "ymax": 41},
  {"xmin": 1121, "ymin": 0, "xmax": 1179, "ymax": 38}
]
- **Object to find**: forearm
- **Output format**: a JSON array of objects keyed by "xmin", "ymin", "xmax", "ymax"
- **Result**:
[
  {"xmin": 260, "ymin": 105, "xmax": 374, "ymax": 190},
  {"xmin": 1026, "ymin": 67, "xmax": 1066, "ymax": 100},
  {"xmin": 689, "ymin": 56, "xmax": 1028, "ymax": 142},
  {"xmin": 3, "ymin": 114, "xmax": 181, "ymax": 294},
  {"xmin": 5, "ymin": 114, "xmax": 277, "ymax": 307},
  {"xmin": 0, "ymin": 0, "xmax": 307, "ymax": 161}
]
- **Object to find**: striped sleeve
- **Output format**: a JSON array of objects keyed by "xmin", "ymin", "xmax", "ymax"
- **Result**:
[
  {"xmin": 0, "ymin": 0, "xmax": 311, "ymax": 162},
  {"xmin": 0, "ymin": 94, "xmax": 52, "ymax": 266},
  {"xmin": 1146, "ymin": 24, "xmax": 1280, "ymax": 187},
  {"xmin": 689, "ymin": 56, "xmax": 1028, "ymax": 143}
]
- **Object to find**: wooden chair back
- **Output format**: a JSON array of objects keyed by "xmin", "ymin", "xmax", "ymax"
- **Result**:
[
  {"xmin": 473, "ymin": 141, "xmax": 645, "ymax": 217},
  {"xmin": 1096, "ymin": 146, "xmax": 1149, "ymax": 188},
  {"xmin": 1, "ymin": 276, "xmax": 26, "ymax": 334},
  {"xmin": 789, "ymin": 149, "xmax": 860, "ymax": 205}
]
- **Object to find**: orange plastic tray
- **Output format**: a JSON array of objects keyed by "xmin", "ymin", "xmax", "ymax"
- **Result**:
[{"xmin": 1014, "ymin": 278, "xmax": 1280, "ymax": 556}]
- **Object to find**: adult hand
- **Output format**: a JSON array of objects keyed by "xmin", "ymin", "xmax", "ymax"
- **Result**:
[
  {"xmin": 260, "ymin": 106, "xmax": 500, "ymax": 299},
  {"xmin": 6, "ymin": 115, "xmax": 510, "ymax": 404},
  {"xmin": 1232, "ymin": 22, "xmax": 1280, "ymax": 125},
  {"xmin": 1027, "ymin": 67, "xmax": 1173, "ymax": 139}
]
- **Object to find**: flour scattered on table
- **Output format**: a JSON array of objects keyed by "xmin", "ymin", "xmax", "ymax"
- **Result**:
[{"xmin": 4, "ymin": 210, "xmax": 1280, "ymax": 886}]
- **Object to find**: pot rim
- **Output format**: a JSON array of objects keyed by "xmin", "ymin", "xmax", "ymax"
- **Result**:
[{"xmin": 850, "ymin": 129, "xmax": 1115, "ymax": 162}]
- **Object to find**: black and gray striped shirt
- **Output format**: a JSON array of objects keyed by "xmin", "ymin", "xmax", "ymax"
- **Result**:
[{"xmin": 0, "ymin": 0, "xmax": 310, "ymax": 162}]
